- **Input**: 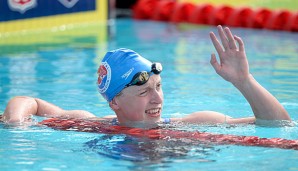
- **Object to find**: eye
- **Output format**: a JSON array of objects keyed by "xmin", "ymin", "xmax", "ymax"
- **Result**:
[
  {"xmin": 156, "ymin": 83, "xmax": 162, "ymax": 90},
  {"xmin": 139, "ymin": 90, "xmax": 148, "ymax": 96}
]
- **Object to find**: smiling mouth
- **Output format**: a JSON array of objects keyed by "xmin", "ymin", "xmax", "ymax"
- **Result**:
[{"xmin": 145, "ymin": 108, "xmax": 161, "ymax": 117}]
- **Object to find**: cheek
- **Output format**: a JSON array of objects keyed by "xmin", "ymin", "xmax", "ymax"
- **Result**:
[
  {"xmin": 157, "ymin": 89, "xmax": 164, "ymax": 103},
  {"xmin": 119, "ymin": 98, "xmax": 148, "ymax": 121},
  {"xmin": 160, "ymin": 89, "xmax": 164, "ymax": 100}
]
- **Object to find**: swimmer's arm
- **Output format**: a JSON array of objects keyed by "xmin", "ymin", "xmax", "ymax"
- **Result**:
[
  {"xmin": 209, "ymin": 26, "xmax": 290, "ymax": 121},
  {"xmin": 233, "ymin": 75, "xmax": 290, "ymax": 121},
  {"xmin": 102, "ymin": 115, "xmax": 117, "ymax": 119},
  {"xmin": 172, "ymin": 111, "xmax": 255, "ymax": 124},
  {"xmin": 2, "ymin": 96, "xmax": 96, "ymax": 123}
]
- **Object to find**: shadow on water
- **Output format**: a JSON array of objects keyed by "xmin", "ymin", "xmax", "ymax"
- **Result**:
[{"xmin": 84, "ymin": 134, "xmax": 218, "ymax": 169}]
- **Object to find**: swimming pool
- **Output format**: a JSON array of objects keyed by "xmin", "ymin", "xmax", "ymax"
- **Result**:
[{"xmin": 0, "ymin": 19, "xmax": 298, "ymax": 170}]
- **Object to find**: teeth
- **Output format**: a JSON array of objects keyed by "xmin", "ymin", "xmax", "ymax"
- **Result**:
[{"xmin": 146, "ymin": 108, "xmax": 160, "ymax": 114}]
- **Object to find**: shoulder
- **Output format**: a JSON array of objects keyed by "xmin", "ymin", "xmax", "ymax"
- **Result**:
[{"xmin": 171, "ymin": 111, "xmax": 255, "ymax": 124}]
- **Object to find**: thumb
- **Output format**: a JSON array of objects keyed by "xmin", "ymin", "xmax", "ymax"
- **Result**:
[{"xmin": 210, "ymin": 54, "xmax": 221, "ymax": 74}]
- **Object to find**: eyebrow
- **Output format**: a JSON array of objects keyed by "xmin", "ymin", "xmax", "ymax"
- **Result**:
[
  {"xmin": 137, "ymin": 85, "xmax": 149, "ymax": 91},
  {"xmin": 137, "ymin": 80, "xmax": 161, "ymax": 91}
]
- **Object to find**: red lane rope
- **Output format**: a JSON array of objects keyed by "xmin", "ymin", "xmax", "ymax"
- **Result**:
[
  {"xmin": 40, "ymin": 118, "xmax": 298, "ymax": 150},
  {"xmin": 170, "ymin": 2, "xmax": 196, "ymax": 23},
  {"xmin": 152, "ymin": 1, "xmax": 177, "ymax": 21},
  {"xmin": 267, "ymin": 10, "xmax": 293, "ymax": 30},
  {"xmin": 227, "ymin": 7, "xmax": 254, "ymax": 28},
  {"xmin": 132, "ymin": 0, "xmax": 298, "ymax": 32},
  {"xmin": 189, "ymin": 4, "xmax": 215, "ymax": 25},
  {"xmin": 250, "ymin": 8, "xmax": 273, "ymax": 29},
  {"xmin": 132, "ymin": 0, "xmax": 158, "ymax": 20},
  {"xmin": 209, "ymin": 5, "xmax": 235, "ymax": 26},
  {"xmin": 286, "ymin": 12, "xmax": 298, "ymax": 32}
]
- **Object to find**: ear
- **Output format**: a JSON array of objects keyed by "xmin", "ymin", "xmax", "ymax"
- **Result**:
[{"xmin": 109, "ymin": 98, "xmax": 120, "ymax": 111}]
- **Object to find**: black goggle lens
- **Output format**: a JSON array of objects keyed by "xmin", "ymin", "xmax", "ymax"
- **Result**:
[{"xmin": 125, "ymin": 62, "xmax": 162, "ymax": 87}]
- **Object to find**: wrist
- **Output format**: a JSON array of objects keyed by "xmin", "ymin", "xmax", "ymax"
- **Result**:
[{"xmin": 232, "ymin": 74, "xmax": 255, "ymax": 90}]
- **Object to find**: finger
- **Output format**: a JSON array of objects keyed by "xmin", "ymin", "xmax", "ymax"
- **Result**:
[
  {"xmin": 209, "ymin": 32, "xmax": 224, "ymax": 54},
  {"xmin": 217, "ymin": 25, "xmax": 229, "ymax": 51},
  {"xmin": 234, "ymin": 35, "xmax": 245, "ymax": 52},
  {"xmin": 210, "ymin": 53, "xmax": 221, "ymax": 74},
  {"xmin": 224, "ymin": 27, "xmax": 237, "ymax": 49}
]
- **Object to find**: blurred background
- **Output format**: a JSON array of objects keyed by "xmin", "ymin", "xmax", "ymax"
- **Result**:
[{"xmin": 0, "ymin": 0, "xmax": 297, "ymax": 56}]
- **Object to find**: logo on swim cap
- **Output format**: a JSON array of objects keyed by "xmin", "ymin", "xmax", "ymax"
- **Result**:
[{"xmin": 97, "ymin": 62, "xmax": 111, "ymax": 93}]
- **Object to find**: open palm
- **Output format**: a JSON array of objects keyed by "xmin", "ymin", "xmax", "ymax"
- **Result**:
[{"xmin": 210, "ymin": 26, "xmax": 250, "ymax": 85}]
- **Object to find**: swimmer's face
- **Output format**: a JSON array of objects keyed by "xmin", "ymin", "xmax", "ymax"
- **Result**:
[{"xmin": 110, "ymin": 74, "xmax": 163, "ymax": 127}]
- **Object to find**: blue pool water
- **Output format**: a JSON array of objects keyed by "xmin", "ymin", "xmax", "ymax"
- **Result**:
[{"xmin": 0, "ymin": 19, "xmax": 298, "ymax": 170}]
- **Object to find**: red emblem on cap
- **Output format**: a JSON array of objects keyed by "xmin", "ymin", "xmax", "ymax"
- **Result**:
[{"xmin": 97, "ymin": 65, "xmax": 107, "ymax": 85}]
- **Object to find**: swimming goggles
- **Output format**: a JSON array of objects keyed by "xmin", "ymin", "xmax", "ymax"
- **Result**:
[{"xmin": 125, "ymin": 62, "xmax": 162, "ymax": 87}]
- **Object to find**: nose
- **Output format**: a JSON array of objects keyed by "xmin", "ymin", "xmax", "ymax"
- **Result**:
[{"xmin": 150, "ymin": 89, "xmax": 163, "ymax": 104}]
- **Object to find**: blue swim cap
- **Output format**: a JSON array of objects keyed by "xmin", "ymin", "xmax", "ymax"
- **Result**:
[{"xmin": 97, "ymin": 48, "xmax": 152, "ymax": 102}]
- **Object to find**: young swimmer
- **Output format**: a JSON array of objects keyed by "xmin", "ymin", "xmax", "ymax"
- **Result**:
[{"xmin": 1, "ymin": 26, "xmax": 291, "ymax": 127}]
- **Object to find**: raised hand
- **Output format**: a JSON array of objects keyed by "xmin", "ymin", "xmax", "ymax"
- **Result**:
[
  {"xmin": 209, "ymin": 25, "xmax": 250, "ymax": 86},
  {"xmin": 209, "ymin": 25, "xmax": 290, "ymax": 121}
]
